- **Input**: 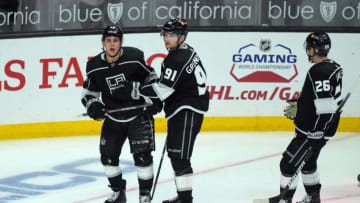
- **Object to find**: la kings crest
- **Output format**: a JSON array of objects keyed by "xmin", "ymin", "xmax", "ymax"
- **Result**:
[{"xmin": 106, "ymin": 73, "xmax": 126, "ymax": 94}]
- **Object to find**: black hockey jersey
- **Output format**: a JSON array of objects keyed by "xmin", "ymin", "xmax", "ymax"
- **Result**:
[
  {"xmin": 295, "ymin": 59, "xmax": 343, "ymax": 138},
  {"xmin": 82, "ymin": 47, "xmax": 154, "ymax": 122},
  {"xmin": 158, "ymin": 44, "xmax": 209, "ymax": 119}
]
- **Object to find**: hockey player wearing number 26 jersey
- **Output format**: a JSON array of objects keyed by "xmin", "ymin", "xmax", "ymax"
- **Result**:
[
  {"xmin": 294, "ymin": 58, "xmax": 343, "ymax": 139},
  {"xmin": 254, "ymin": 32, "xmax": 343, "ymax": 203}
]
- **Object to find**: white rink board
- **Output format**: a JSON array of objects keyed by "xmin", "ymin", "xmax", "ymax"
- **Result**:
[{"xmin": 0, "ymin": 32, "xmax": 359, "ymax": 125}]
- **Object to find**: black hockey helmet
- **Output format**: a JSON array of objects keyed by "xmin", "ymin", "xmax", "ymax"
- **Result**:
[
  {"xmin": 304, "ymin": 32, "xmax": 331, "ymax": 56},
  {"xmin": 161, "ymin": 18, "xmax": 188, "ymax": 36},
  {"xmin": 102, "ymin": 26, "xmax": 123, "ymax": 41}
]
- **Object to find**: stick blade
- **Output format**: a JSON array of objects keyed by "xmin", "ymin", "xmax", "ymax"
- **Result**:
[{"xmin": 253, "ymin": 199, "xmax": 269, "ymax": 203}]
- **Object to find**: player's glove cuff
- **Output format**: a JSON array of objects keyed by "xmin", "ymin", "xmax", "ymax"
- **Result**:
[
  {"xmin": 143, "ymin": 98, "xmax": 163, "ymax": 115},
  {"xmin": 86, "ymin": 98, "xmax": 100, "ymax": 110},
  {"xmin": 86, "ymin": 98, "xmax": 106, "ymax": 121}
]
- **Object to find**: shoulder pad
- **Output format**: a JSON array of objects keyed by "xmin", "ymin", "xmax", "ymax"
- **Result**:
[
  {"xmin": 86, "ymin": 53, "xmax": 106, "ymax": 74},
  {"xmin": 122, "ymin": 47, "xmax": 144, "ymax": 60}
]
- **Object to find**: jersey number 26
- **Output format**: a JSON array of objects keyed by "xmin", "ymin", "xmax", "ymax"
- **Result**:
[{"xmin": 315, "ymin": 80, "xmax": 330, "ymax": 92}]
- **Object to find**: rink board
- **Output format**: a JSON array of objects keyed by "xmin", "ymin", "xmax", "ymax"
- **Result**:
[{"xmin": 1, "ymin": 32, "xmax": 360, "ymax": 139}]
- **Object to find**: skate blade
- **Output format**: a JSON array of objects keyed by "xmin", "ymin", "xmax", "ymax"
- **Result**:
[{"xmin": 253, "ymin": 199, "xmax": 269, "ymax": 203}]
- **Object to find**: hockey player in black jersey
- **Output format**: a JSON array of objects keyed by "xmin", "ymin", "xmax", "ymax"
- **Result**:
[
  {"xmin": 254, "ymin": 32, "xmax": 343, "ymax": 203},
  {"xmin": 134, "ymin": 18, "xmax": 209, "ymax": 203},
  {"xmin": 81, "ymin": 26, "xmax": 162, "ymax": 203}
]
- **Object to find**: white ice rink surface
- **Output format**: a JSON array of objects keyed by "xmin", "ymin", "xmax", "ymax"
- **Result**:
[{"xmin": 0, "ymin": 132, "xmax": 359, "ymax": 203}]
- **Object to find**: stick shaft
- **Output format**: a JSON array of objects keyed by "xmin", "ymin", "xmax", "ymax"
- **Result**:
[
  {"xmin": 280, "ymin": 147, "xmax": 312, "ymax": 199},
  {"xmin": 80, "ymin": 102, "xmax": 152, "ymax": 117},
  {"xmin": 151, "ymin": 138, "xmax": 167, "ymax": 200}
]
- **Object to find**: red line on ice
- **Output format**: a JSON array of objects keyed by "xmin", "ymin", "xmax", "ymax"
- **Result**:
[
  {"xmin": 323, "ymin": 193, "xmax": 360, "ymax": 202},
  {"xmin": 73, "ymin": 134, "xmax": 358, "ymax": 203}
]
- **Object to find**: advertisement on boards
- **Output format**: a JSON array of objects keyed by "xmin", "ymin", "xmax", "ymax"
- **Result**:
[{"xmin": 0, "ymin": 32, "xmax": 359, "ymax": 124}]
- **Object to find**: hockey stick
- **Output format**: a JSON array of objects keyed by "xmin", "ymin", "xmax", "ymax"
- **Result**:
[
  {"xmin": 338, "ymin": 74, "xmax": 360, "ymax": 113},
  {"xmin": 151, "ymin": 137, "xmax": 167, "ymax": 200},
  {"xmin": 80, "ymin": 102, "xmax": 152, "ymax": 117},
  {"xmin": 253, "ymin": 149, "xmax": 312, "ymax": 203},
  {"xmin": 107, "ymin": 102, "xmax": 152, "ymax": 113},
  {"xmin": 277, "ymin": 147, "xmax": 313, "ymax": 201},
  {"xmin": 324, "ymin": 73, "xmax": 360, "ymax": 118},
  {"xmin": 254, "ymin": 75, "xmax": 360, "ymax": 203}
]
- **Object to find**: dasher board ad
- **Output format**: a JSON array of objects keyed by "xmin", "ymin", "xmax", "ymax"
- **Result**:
[{"xmin": 0, "ymin": 32, "xmax": 359, "ymax": 124}]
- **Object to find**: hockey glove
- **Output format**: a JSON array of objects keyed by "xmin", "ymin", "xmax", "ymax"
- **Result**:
[
  {"xmin": 86, "ymin": 98, "xmax": 106, "ymax": 121},
  {"xmin": 284, "ymin": 99, "xmax": 297, "ymax": 120},
  {"xmin": 113, "ymin": 81, "xmax": 141, "ymax": 100},
  {"xmin": 144, "ymin": 98, "xmax": 163, "ymax": 115}
]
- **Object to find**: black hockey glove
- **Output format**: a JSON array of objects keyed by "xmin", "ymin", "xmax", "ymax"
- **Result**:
[
  {"xmin": 112, "ymin": 81, "xmax": 141, "ymax": 101},
  {"xmin": 86, "ymin": 99, "xmax": 106, "ymax": 121},
  {"xmin": 144, "ymin": 98, "xmax": 163, "ymax": 115}
]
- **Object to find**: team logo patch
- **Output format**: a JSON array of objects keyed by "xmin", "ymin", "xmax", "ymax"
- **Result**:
[{"xmin": 106, "ymin": 73, "xmax": 126, "ymax": 94}]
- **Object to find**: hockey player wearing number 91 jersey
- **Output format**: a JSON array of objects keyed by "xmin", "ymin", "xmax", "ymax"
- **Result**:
[
  {"xmin": 254, "ymin": 32, "xmax": 343, "ymax": 203},
  {"xmin": 140, "ymin": 18, "xmax": 210, "ymax": 203}
]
